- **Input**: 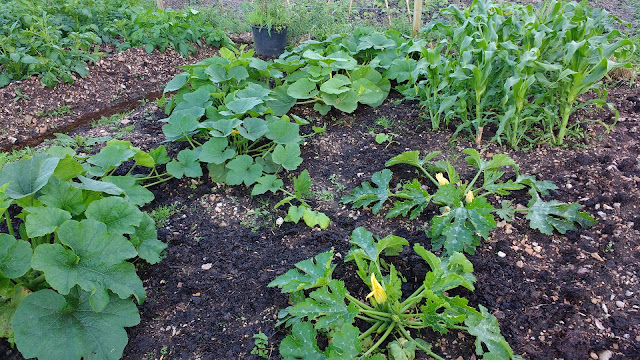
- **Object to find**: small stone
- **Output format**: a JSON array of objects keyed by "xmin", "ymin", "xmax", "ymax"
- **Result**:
[
  {"xmin": 613, "ymin": 203, "xmax": 621, "ymax": 210},
  {"xmin": 577, "ymin": 267, "xmax": 590, "ymax": 274},
  {"xmin": 516, "ymin": 260, "xmax": 524, "ymax": 268},
  {"xmin": 177, "ymin": 282, "xmax": 182, "ymax": 288},
  {"xmin": 590, "ymin": 352, "xmax": 598, "ymax": 360},
  {"xmin": 591, "ymin": 253, "xmax": 605, "ymax": 262},
  {"xmin": 616, "ymin": 301, "xmax": 625, "ymax": 308},
  {"xmin": 566, "ymin": 183, "xmax": 573, "ymax": 189},
  {"xmin": 602, "ymin": 204, "xmax": 613, "ymax": 210},
  {"xmin": 598, "ymin": 350, "xmax": 613, "ymax": 360},
  {"xmin": 7, "ymin": 136, "xmax": 17, "ymax": 144},
  {"xmin": 597, "ymin": 211, "xmax": 607, "ymax": 219},
  {"xmin": 275, "ymin": 217, "xmax": 284, "ymax": 226},
  {"xmin": 625, "ymin": 290, "xmax": 634, "ymax": 297},
  {"xmin": 120, "ymin": 119, "xmax": 131, "ymax": 125},
  {"xmin": 594, "ymin": 318, "xmax": 605, "ymax": 330},
  {"xmin": 497, "ymin": 251, "xmax": 506, "ymax": 258},
  {"xmin": 201, "ymin": 263, "xmax": 213, "ymax": 270}
]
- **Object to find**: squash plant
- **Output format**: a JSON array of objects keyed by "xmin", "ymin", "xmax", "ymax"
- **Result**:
[
  {"xmin": 269, "ymin": 228, "xmax": 522, "ymax": 359},
  {"xmin": 343, "ymin": 149, "xmax": 596, "ymax": 254},
  {"xmin": 0, "ymin": 141, "xmax": 170, "ymax": 360}
]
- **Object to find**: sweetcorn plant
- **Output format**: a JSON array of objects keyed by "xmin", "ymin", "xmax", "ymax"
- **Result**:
[
  {"xmin": 343, "ymin": 149, "xmax": 596, "ymax": 254},
  {"xmin": 269, "ymin": 228, "xmax": 521, "ymax": 360}
]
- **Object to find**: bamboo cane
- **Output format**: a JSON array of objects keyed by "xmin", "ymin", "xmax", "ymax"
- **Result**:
[
  {"xmin": 412, "ymin": 0, "xmax": 423, "ymax": 37},
  {"xmin": 156, "ymin": 0, "xmax": 164, "ymax": 10},
  {"xmin": 384, "ymin": 0, "xmax": 392, "ymax": 25},
  {"xmin": 405, "ymin": 0, "xmax": 412, "ymax": 23}
]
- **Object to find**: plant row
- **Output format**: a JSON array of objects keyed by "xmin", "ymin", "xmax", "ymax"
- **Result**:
[{"xmin": 0, "ymin": 0, "xmax": 231, "ymax": 88}]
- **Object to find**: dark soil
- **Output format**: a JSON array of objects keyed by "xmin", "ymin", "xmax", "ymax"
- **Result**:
[{"xmin": 3, "ymin": 82, "xmax": 640, "ymax": 359}]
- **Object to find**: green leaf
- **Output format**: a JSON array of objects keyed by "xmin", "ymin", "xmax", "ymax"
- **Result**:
[
  {"xmin": 130, "ymin": 213, "xmax": 166, "ymax": 265},
  {"xmin": 265, "ymin": 85, "xmax": 296, "ymax": 116},
  {"xmin": 85, "ymin": 197, "xmax": 144, "ymax": 235},
  {"xmin": 150, "ymin": 146, "xmax": 171, "ymax": 165},
  {"xmin": 525, "ymin": 189, "xmax": 596, "ymax": 235},
  {"xmin": 0, "ymin": 154, "xmax": 59, "ymax": 199},
  {"xmin": 0, "ymin": 234, "xmax": 32, "ymax": 279},
  {"xmin": 38, "ymin": 177, "xmax": 85, "ymax": 215},
  {"xmin": 285, "ymin": 205, "xmax": 306, "ymax": 223},
  {"xmin": 13, "ymin": 288, "xmax": 140, "ymax": 360},
  {"xmin": 266, "ymin": 120, "xmax": 301, "ymax": 145},
  {"xmin": 0, "ymin": 286, "xmax": 29, "ymax": 339},
  {"xmin": 73, "ymin": 176, "xmax": 124, "ymax": 195},
  {"xmin": 387, "ymin": 179, "xmax": 432, "ymax": 219},
  {"xmin": 388, "ymin": 338, "xmax": 416, "ymax": 360},
  {"xmin": 162, "ymin": 113, "xmax": 199, "ymax": 141},
  {"xmin": 287, "ymin": 78, "xmax": 319, "ymax": 99},
  {"xmin": 289, "ymin": 280, "xmax": 358, "ymax": 331},
  {"xmin": 103, "ymin": 176, "xmax": 155, "ymax": 206},
  {"xmin": 302, "ymin": 208, "xmax": 330, "ymax": 229},
  {"xmin": 87, "ymin": 144, "xmax": 136, "ymax": 172},
  {"xmin": 279, "ymin": 322, "xmax": 327, "ymax": 360},
  {"xmin": 268, "ymin": 251, "xmax": 335, "ymax": 293},
  {"xmin": 430, "ymin": 198, "xmax": 496, "ymax": 255},
  {"xmin": 25, "ymin": 207, "xmax": 72, "ymax": 238},
  {"xmin": 466, "ymin": 305, "xmax": 515, "ymax": 359},
  {"xmin": 385, "ymin": 150, "xmax": 441, "ymax": 169},
  {"xmin": 238, "ymin": 117, "xmax": 268, "ymax": 141},
  {"xmin": 209, "ymin": 118, "xmax": 243, "ymax": 138},
  {"xmin": 272, "ymin": 144, "xmax": 303, "ymax": 171},
  {"xmin": 225, "ymin": 155, "xmax": 263, "ymax": 186},
  {"xmin": 341, "ymin": 169, "xmax": 392, "ymax": 214},
  {"xmin": 32, "ymin": 219, "xmax": 145, "ymax": 310},
  {"xmin": 199, "ymin": 138, "xmax": 236, "ymax": 165},
  {"xmin": 320, "ymin": 75, "xmax": 351, "ymax": 95},
  {"xmin": 321, "ymin": 90, "xmax": 358, "ymax": 113},
  {"xmin": 463, "ymin": 149, "xmax": 516, "ymax": 171},
  {"xmin": 414, "ymin": 244, "xmax": 476, "ymax": 293},
  {"xmin": 346, "ymin": 227, "xmax": 408, "ymax": 264},
  {"xmin": 164, "ymin": 72, "xmax": 189, "ymax": 93},
  {"xmin": 326, "ymin": 324, "xmax": 362, "ymax": 358},
  {"xmin": 294, "ymin": 170, "xmax": 313, "ymax": 198},
  {"xmin": 516, "ymin": 174, "xmax": 557, "ymax": 195},
  {"xmin": 226, "ymin": 97, "xmax": 264, "ymax": 114},
  {"xmin": 207, "ymin": 162, "xmax": 228, "ymax": 183},
  {"xmin": 166, "ymin": 149, "xmax": 203, "ymax": 179},
  {"xmin": 419, "ymin": 290, "xmax": 467, "ymax": 334},
  {"xmin": 52, "ymin": 155, "xmax": 84, "ymax": 181},
  {"xmin": 251, "ymin": 175, "xmax": 283, "ymax": 196}
]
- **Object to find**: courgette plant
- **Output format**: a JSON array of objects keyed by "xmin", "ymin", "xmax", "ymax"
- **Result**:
[
  {"xmin": 269, "ymin": 228, "xmax": 522, "ymax": 359},
  {"xmin": 343, "ymin": 149, "xmax": 596, "ymax": 254},
  {"xmin": 0, "ymin": 141, "xmax": 171, "ymax": 360}
]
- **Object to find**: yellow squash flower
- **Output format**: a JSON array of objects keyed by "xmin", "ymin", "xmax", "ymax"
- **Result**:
[
  {"xmin": 465, "ymin": 191, "xmax": 474, "ymax": 204},
  {"xmin": 366, "ymin": 273, "xmax": 387, "ymax": 304},
  {"xmin": 231, "ymin": 130, "xmax": 240, "ymax": 135},
  {"xmin": 435, "ymin": 173, "xmax": 449, "ymax": 185}
]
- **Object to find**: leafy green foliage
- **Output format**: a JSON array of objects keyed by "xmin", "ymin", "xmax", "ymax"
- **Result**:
[
  {"xmin": 271, "ymin": 228, "xmax": 521, "ymax": 360},
  {"xmin": 343, "ymin": 149, "xmax": 595, "ymax": 254},
  {"xmin": 0, "ymin": 144, "xmax": 169, "ymax": 358},
  {"xmin": 12, "ymin": 288, "xmax": 140, "ymax": 360},
  {"xmin": 401, "ymin": 0, "xmax": 634, "ymax": 147},
  {"xmin": 0, "ymin": 0, "xmax": 231, "ymax": 88}
]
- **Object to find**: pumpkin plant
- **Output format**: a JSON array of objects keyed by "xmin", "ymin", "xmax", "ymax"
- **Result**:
[{"xmin": 0, "ymin": 142, "xmax": 169, "ymax": 360}]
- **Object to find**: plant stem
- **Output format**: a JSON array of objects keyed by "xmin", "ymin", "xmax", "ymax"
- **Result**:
[
  {"xmin": 363, "ymin": 322, "xmax": 395, "ymax": 357},
  {"xmin": 397, "ymin": 325, "xmax": 446, "ymax": 360},
  {"xmin": 346, "ymin": 293, "xmax": 373, "ymax": 311},
  {"xmin": 358, "ymin": 321, "xmax": 383, "ymax": 340},
  {"xmin": 3, "ymin": 210, "xmax": 14, "ymax": 237}
]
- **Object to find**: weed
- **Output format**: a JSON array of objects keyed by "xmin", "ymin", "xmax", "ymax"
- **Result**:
[
  {"xmin": 316, "ymin": 189, "xmax": 335, "ymax": 202},
  {"xmin": 329, "ymin": 174, "xmax": 346, "ymax": 192},
  {"xmin": 36, "ymin": 104, "xmax": 72, "ymax": 118},
  {"xmin": 12, "ymin": 86, "xmax": 29, "ymax": 102},
  {"xmin": 91, "ymin": 111, "xmax": 132, "ymax": 128},
  {"xmin": 251, "ymin": 332, "xmax": 269, "ymax": 359},
  {"xmin": 113, "ymin": 124, "xmax": 135, "ymax": 139},
  {"xmin": 375, "ymin": 115, "xmax": 394, "ymax": 128},
  {"xmin": 149, "ymin": 202, "xmax": 185, "ymax": 228}
]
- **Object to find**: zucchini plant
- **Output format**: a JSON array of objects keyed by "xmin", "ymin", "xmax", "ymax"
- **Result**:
[
  {"xmin": 269, "ymin": 228, "xmax": 522, "ymax": 359},
  {"xmin": 343, "ymin": 149, "xmax": 596, "ymax": 254}
]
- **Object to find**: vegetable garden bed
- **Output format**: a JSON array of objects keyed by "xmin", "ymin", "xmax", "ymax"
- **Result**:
[{"xmin": 1, "ymin": 0, "xmax": 639, "ymax": 359}]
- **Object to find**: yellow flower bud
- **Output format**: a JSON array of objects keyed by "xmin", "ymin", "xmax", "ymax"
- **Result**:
[
  {"xmin": 435, "ymin": 173, "xmax": 449, "ymax": 186},
  {"xmin": 465, "ymin": 191, "xmax": 474, "ymax": 204},
  {"xmin": 442, "ymin": 206, "xmax": 451, "ymax": 214},
  {"xmin": 231, "ymin": 130, "xmax": 240, "ymax": 135},
  {"xmin": 365, "ymin": 273, "xmax": 387, "ymax": 304}
]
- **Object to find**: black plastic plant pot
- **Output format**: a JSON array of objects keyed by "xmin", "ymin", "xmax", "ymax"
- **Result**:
[{"xmin": 251, "ymin": 25, "xmax": 287, "ymax": 57}]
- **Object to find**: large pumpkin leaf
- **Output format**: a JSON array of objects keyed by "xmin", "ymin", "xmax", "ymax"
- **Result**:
[
  {"xmin": 129, "ymin": 213, "xmax": 166, "ymax": 265},
  {"xmin": 31, "ymin": 219, "xmax": 144, "ymax": 311},
  {"xmin": 103, "ymin": 176, "xmax": 155, "ymax": 206},
  {"xmin": 85, "ymin": 197, "xmax": 144, "ymax": 235},
  {"xmin": 13, "ymin": 288, "xmax": 140, "ymax": 360},
  {"xmin": 24, "ymin": 207, "xmax": 72, "ymax": 238},
  {"xmin": 0, "ymin": 234, "xmax": 32, "ymax": 279},
  {"xmin": 280, "ymin": 322, "xmax": 327, "ymax": 360},
  {"xmin": 0, "ymin": 154, "xmax": 59, "ymax": 199},
  {"xmin": 38, "ymin": 177, "xmax": 86, "ymax": 215},
  {"xmin": 525, "ymin": 189, "xmax": 596, "ymax": 235}
]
